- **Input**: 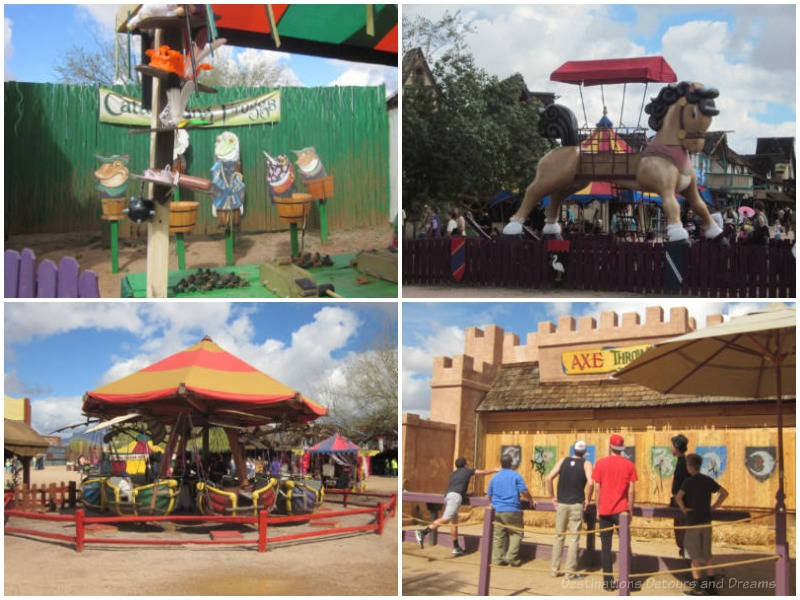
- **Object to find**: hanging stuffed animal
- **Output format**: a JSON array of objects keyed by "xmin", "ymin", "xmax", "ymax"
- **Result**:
[{"xmin": 210, "ymin": 131, "xmax": 245, "ymax": 217}]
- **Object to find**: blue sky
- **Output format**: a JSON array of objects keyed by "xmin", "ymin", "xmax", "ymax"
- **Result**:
[
  {"xmin": 3, "ymin": 4, "xmax": 397, "ymax": 93},
  {"xmin": 404, "ymin": 4, "xmax": 795, "ymax": 153},
  {"xmin": 402, "ymin": 301, "xmax": 795, "ymax": 415},
  {"xmin": 5, "ymin": 302, "xmax": 397, "ymax": 434}
]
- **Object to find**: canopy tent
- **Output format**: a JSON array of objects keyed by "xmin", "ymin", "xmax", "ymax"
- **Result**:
[
  {"xmin": 550, "ymin": 56, "xmax": 677, "ymax": 86},
  {"xmin": 210, "ymin": 4, "xmax": 398, "ymax": 66},
  {"xmin": 83, "ymin": 336, "xmax": 326, "ymax": 427},
  {"xmin": 108, "ymin": 434, "xmax": 162, "ymax": 475},
  {"xmin": 307, "ymin": 432, "xmax": 361, "ymax": 453},
  {"xmin": 4, "ymin": 419, "xmax": 50, "ymax": 458}
]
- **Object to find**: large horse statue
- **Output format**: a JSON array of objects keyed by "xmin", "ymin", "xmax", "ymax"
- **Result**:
[{"xmin": 503, "ymin": 81, "xmax": 723, "ymax": 244}]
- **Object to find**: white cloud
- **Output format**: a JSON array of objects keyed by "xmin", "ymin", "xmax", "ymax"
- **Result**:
[
  {"xmin": 4, "ymin": 17, "xmax": 14, "ymax": 81},
  {"xmin": 4, "ymin": 370, "xmax": 52, "ymax": 398},
  {"xmin": 206, "ymin": 46, "xmax": 302, "ymax": 86},
  {"xmin": 4, "ymin": 303, "xmax": 151, "ymax": 344},
  {"xmin": 30, "ymin": 396, "xmax": 85, "ymax": 435},
  {"xmin": 401, "ymin": 323, "xmax": 465, "ymax": 415},
  {"xmin": 327, "ymin": 58, "xmax": 398, "ymax": 96},
  {"xmin": 75, "ymin": 4, "xmax": 120, "ymax": 39}
]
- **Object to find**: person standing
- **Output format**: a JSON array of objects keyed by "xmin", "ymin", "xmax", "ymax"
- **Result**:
[
  {"xmin": 670, "ymin": 434, "xmax": 690, "ymax": 557},
  {"xmin": 446, "ymin": 210, "xmax": 458, "ymax": 236},
  {"xmin": 390, "ymin": 457, "xmax": 398, "ymax": 477},
  {"xmin": 416, "ymin": 457, "xmax": 498, "ymax": 555},
  {"xmin": 487, "ymin": 453, "xmax": 533, "ymax": 566},
  {"xmin": 675, "ymin": 453, "xmax": 729, "ymax": 595},
  {"xmin": 455, "ymin": 208, "xmax": 467, "ymax": 236},
  {"xmin": 547, "ymin": 440, "xmax": 594, "ymax": 578},
  {"xmin": 591, "ymin": 434, "xmax": 638, "ymax": 591}
]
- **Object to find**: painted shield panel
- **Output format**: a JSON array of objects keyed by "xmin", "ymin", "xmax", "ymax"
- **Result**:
[
  {"xmin": 500, "ymin": 445, "xmax": 522, "ymax": 470},
  {"xmin": 744, "ymin": 446, "xmax": 776, "ymax": 482},
  {"xmin": 696, "ymin": 446, "xmax": 727, "ymax": 479},
  {"xmin": 651, "ymin": 446, "xmax": 677, "ymax": 480}
]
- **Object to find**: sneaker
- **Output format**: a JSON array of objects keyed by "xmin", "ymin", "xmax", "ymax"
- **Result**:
[
  {"xmin": 508, "ymin": 559, "xmax": 522, "ymax": 567},
  {"xmin": 452, "ymin": 546, "xmax": 465, "ymax": 556},
  {"xmin": 494, "ymin": 560, "xmax": 508, "ymax": 566},
  {"xmin": 551, "ymin": 571, "xmax": 563, "ymax": 578},
  {"xmin": 414, "ymin": 530, "xmax": 424, "ymax": 549},
  {"xmin": 566, "ymin": 573, "xmax": 586, "ymax": 580},
  {"xmin": 602, "ymin": 580, "xmax": 617, "ymax": 591}
]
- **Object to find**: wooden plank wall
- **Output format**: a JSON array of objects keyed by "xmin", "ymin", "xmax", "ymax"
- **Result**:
[{"xmin": 477, "ymin": 410, "xmax": 796, "ymax": 511}]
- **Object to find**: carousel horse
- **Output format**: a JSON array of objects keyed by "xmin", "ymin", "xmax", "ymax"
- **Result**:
[{"xmin": 503, "ymin": 82, "xmax": 724, "ymax": 245}]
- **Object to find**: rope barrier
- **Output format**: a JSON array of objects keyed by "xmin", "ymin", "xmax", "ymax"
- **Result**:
[
  {"xmin": 401, "ymin": 513, "xmax": 483, "ymax": 529},
  {"xmin": 631, "ymin": 512, "xmax": 777, "ymax": 531},
  {"xmin": 402, "ymin": 549, "xmax": 780, "ymax": 580},
  {"xmin": 492, "ymin": 520, "xmax": 617, "ymax": 536}
]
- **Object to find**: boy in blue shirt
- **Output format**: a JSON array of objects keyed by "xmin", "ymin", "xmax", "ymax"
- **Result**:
[{"xmin": 488, "ymin": 454, "xmax": 532, "ymax": 566}]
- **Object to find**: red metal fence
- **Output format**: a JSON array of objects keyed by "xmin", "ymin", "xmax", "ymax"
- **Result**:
[
  {"xmin": 5, "ymin": 494, "xmax": 396, "ymax": 553},
  {"xmin": 403, "ymin": 237, "xmax": 796, "ymax": 297}
]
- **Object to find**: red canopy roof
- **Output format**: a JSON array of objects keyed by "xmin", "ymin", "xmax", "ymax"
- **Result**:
[
  {"xmin": 83, "ymin": 336, "xmax": 327, "ymax": 426},
  {"xmin": 550, "ymin": 56, "xmax": 677, "ymax": 86}
]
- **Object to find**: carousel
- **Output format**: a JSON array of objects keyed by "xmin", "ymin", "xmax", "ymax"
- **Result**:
[{"xmin": 77, "ymin": 336, "xmax": 327, "ymax": 518}]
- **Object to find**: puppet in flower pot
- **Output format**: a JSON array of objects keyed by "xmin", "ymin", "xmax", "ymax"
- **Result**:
[
  {"xmin": 210, "ymin": 131, "xmax": 245, "ymax": 229},
  {"xmin": 94, "ymin": 155, "xmax": 131, "ymax": 220},
  {"xmin": 265, "ymin": 152, "xmax": 308, "ymax": 224},
  {"xmin": 293, "ymin": 147, "xmax": 334, "ymax": 242},
  {"xmin": 169, "ymin": 129, "xmax": 201, "ymax": 235}
]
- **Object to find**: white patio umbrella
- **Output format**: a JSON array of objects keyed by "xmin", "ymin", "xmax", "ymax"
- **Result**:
[{"xmin": 615, "ymin": 304, "xmax": 795, "ymax": 593}]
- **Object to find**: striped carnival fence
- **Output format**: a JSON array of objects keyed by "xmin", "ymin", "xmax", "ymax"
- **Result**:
[
  {"xmin": 5, "ymin": 493, "xmax": 396, "ymax": 553},
  {"xmin": 402, "ymin": 492, "xmax": 789, "ymax": 596},
  {"xmin": 403, "ymin": 237, "xmax": 796, "ymax": 297}
]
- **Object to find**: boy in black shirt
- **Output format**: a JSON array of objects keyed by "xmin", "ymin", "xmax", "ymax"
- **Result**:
[
  {"xmin": 675, "ymin": 453, "xmax": 729, "ymax": 595},
  {"xmin": 670, "ymin": 433, "xmax": 690, "ymax": 557},
  {"xmin": 416, "ymin": 457, "xmax": 498, "ymax": 555}
]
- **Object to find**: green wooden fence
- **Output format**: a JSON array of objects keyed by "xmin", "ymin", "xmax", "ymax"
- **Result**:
[{"xmin": 5, "ymin": 82, "xmax": 390, "ymax": 236}]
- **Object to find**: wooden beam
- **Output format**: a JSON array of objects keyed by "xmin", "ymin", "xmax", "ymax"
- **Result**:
[
  {"xmin": 225, "ymin": 427, "xmax": 248, "ymax": 486},
  {"xmin": 145, "ymin": 27, "xmax": 179, "ymax": 298}
]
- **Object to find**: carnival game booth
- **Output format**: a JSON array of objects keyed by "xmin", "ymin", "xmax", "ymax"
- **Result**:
[
  {"xmin": 80, "ymin": 336, "xmax": 326, "ymax": 517},
  {"xmin": 308, "ymin": 433, "xmax": 363, "ymax": 491},
  {"xmin": 107, "ymin": 4, "xmax": 397, "ymax": 298}
]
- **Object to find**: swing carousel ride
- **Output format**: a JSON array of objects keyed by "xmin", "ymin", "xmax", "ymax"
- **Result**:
[{"xmin": 67, "ymin": 337, "xmax": 328, "ymax": 518}]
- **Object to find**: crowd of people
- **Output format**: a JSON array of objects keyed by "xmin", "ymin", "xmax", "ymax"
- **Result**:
[{"xmin": 414, "ymin": 434, "xmax": 729, "ymax": 595}]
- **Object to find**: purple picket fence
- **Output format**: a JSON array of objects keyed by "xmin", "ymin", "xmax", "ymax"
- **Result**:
[
  {"xmin": 403, "ymin": 237, "xmax": 795, "ymax": 297},
  {"xmin": 5, "ymin": 249, "xmax": 100, "ymax": 298}
]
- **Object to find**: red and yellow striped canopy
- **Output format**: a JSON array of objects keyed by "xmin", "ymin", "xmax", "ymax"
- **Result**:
[{"xmin": 83, "ymin": 336, "xmax": 326, "ymax": 425}]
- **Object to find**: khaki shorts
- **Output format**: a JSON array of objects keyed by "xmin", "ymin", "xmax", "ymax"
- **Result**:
[
  {"xmin": 684, "ymin": 525, "xmax": 712, "ymax": 561},
  {"xmin": 442, "ymin": 492, "xmax": 463, "ymax": 521}
]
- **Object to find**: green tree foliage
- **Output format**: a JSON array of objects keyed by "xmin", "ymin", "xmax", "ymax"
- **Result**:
[{"xmin": 402, "ymin": 11, "xmax": 550, "ymax": 222}]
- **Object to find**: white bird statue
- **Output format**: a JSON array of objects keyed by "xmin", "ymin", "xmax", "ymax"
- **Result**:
[{"xmin": 550, "ymin": 254, "xmax": 565, "ymax": 281}]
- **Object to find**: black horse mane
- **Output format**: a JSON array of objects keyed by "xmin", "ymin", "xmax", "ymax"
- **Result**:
[{"xmin": 644, "ymin": 81, "xmax": 719, "ymax": 132}]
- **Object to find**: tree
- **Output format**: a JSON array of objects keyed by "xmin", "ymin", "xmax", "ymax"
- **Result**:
[
  {"xmin": 198, "ymin": 46, "xmax": 299, "ymax": 88},
  {"xmin": 402, "ymin": 11, "xmax": 550, "ymax": 223},
  {"xmin": 314, "ymin": 328, "xmax": 397, "ymax": 442},
  {"xmin": 54, "ymin": 32, "xmax": 139, "ymax": 86}
]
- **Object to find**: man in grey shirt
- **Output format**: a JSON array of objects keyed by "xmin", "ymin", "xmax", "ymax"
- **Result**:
[{"xmin": 416, "ymin": 457, "xmax": 498, "ymax": 555}]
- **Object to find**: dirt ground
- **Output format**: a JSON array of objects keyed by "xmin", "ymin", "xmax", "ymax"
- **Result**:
[
  {"xmin": 7, "ymin": 226, "xmax": 392, "ymax": 298},
  {"xmin": 4, "ymin": 470, "xmax": 398, "ymax": 596},
  {"xmin": 402, "ymin": 521, "xmax": 795, "ymax": 596}
]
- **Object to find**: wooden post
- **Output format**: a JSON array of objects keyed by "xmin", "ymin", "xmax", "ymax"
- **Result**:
[
  {"xmin": 110, "ymin": 220, "xmax": 119, "ymax": 274},
  {"xmin": 145, "ymin": 27, "xmax": 177, "ymax": 298},
  {"xmin": 477, "ymin": 505, "xmax": 494, "ymax": 596},
  {"xmin": 258, "ymin": 509, "xmax": 268, "ymax": 552},
  {"xmin": 160, "ymin": 419, "xmax": 181, "ymax": 478},
  {"xmin": 75, "ymin": 508, "xmax": 85, "ymax": 553},
  {"xmin": 319, "ymin": 200, "xmax": 329, "ymax": 242},
  {"xmin": 618, "ymin": 512, "xmax": 631, "ymax": 596},
  {"xmin": 224, "ymin": 428, "xmax": 247, "ymax": 486},
  {"xmin": 174, "ymin": 186, "xmax": 186, "ymax": 270},
  {"xmin": 774, "ymin": 360, "xmax": 789, "ymax": 596},
  {"xmin": 289, "ymin": 223, "xmax": 300, "ymax": 258},
  {"xmin": 68, "ymin": 481, "xmax": 77, "ymax": 508}
]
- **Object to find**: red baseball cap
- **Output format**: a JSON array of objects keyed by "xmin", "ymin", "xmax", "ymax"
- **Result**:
[{"xmin": 609, "ymin": 434, "xmax": 625, "ymax": 451}]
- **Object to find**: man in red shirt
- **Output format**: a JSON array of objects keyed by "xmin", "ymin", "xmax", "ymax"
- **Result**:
[{"xmin": 590, "ymin": 434, "xmax": 638, "ymax": 591}]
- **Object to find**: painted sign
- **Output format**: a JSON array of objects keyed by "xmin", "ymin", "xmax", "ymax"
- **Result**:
[
  {"xmin": 500, "ymin": 445, "xmax": 521, "ymax": 469},
  {"xmin": 561, "ymin": 344, "xmax": 652, "ymax": 375},
  {"xmin": 98, "ymin": 88, "xmax": 281, "ymax": 127},
  {"xmin": 531, "ymin": 445, "xmax": 557, "ymax": 492},
  {"xmin": 650, "ymin": 446, "xmax": 677, "ymax": 480},
  {"xmin": 697, "ymin": 446, "xmax": 727, "ymax": 479},
  {"xmin": 744, "ymin": 446, "xmax": 776, "ymax": 482}
]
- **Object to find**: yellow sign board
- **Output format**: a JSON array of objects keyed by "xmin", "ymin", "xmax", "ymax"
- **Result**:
[{"xmin": 561, "ymin": 344, "xmax": 652, "ymax": 375}]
